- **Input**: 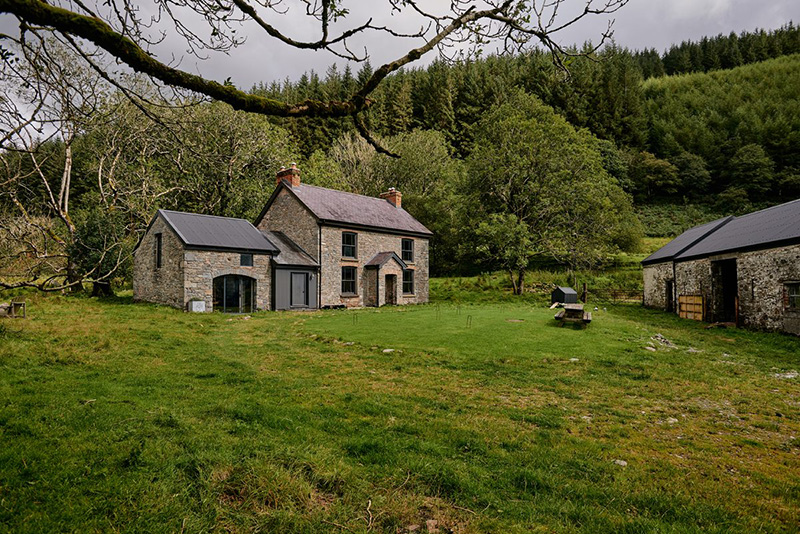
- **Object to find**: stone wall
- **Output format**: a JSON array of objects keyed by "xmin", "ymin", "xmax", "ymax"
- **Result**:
[
  {"xmin": 675, "ymin": 258, "xmax": 713, "ymax": 298},
  {"xmin": 648, "ymin": 245, "xmax": 800, "ymax": 334},
  {"xmin": 257, "ymin": 188, "xmax": 320, "ymax": 262},
  {"xmin": 133, "ymin": 215, "xmax": 184, "ymax": 307},
  {"xmin": 736, "ymin": 244, "xmax": 800, "ymax": 333},
  {"xmin": 674, "ymin": 258, "xmax": 713, "ymax": 319},
  {"xmin": 183, "ymin": 250, "xmax": 272, "ymax": 311},
  {"xmin": 643, "ymin": 262, "xmax": 673, "ymax": 309},
  {"xmin": 319, "ymin": 225, "xmax": 429, "ymax": 307}
]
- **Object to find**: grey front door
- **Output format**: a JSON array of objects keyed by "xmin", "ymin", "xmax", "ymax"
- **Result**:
[{"xmin": 291, "ymin": 272, "xmax": 309, "ymax": 307}]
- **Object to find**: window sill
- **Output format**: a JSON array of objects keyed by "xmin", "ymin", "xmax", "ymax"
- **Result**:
[
  {"xmin": 340, "ymin": 293, "xmax": 358, "ymax": 298},
  {"xmin": 402, "ymin": 293, "xmax": 415, "ymax": 296},
  {"xmin": 341, "ymin": 257, "xmax": 358, "ymax": 262}
]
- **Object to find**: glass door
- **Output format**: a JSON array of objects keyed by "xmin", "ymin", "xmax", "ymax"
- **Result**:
[{"xmin": 213, "ymin": 275, "xmax": 256, "ymax": 313}]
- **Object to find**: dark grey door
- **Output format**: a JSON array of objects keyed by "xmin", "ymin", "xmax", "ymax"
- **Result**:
[{"xmin": 291, "ymin": 272, "xmax": 309, "ymax": 307}]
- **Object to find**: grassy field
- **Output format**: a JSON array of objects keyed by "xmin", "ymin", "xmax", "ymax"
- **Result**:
[{"xmin": 1, "ymin": 292, "xmax": 799, "ymax": 533}]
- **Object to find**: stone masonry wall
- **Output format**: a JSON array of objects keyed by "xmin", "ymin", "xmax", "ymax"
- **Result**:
[
  {"xmin": 736, "ymin": 244, "xmax": 800, "ymax": 333},
  {"xmin": 319, "ymin": 225, "xmax": 429, "ymax": 307},
  {"xmin": 133, "ymin": 216, "xmax": 184, "ymax": 307},
  {"xmin": 675, "ymin": 258, "xmax": 713, "ymax": 298},
  {"xmin": 183, "ymin": 250, "xmax": 272, "ymax": 312},
  {"xmin": 663, "ymin": 246, "xmax": 800, "ymax": 333},
  {"xmin": 643, "ymin": 262, "xmax": 673, "ymax": 309},
  {"xmin": 257, "ymin": 188, "xmax": 320, "ymax": 262}
]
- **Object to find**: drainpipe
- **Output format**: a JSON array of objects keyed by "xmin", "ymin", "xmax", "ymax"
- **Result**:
[{"xmin": 318, "ymin": 224, "xmax": 322, "ymax": 309}]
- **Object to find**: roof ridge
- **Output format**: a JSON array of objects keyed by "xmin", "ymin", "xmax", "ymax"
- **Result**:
[
  {"xmin": 298, "ymin": 184, "xmax": 403, "ymax": 206},
  {"xmin": 159, "ymin": 209, "xmax": 253, "ymax": 223},
  {"xmin": 730, "ymin": 196, "xmax": 800, "ymax": 220},
  {"xmin": 671, "ymin": 216, "xmax": 734, "ymax": 261}
]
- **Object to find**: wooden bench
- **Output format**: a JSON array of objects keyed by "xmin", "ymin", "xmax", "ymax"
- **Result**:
[{"xmin": 554, "ymin": 303, "xmax": 591, "ymax": 326}]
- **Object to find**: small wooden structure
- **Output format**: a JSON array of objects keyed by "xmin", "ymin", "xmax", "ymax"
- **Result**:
[
  {"xmin": 551, "ymin": 286, "xmax": 578, "ymax": 305},
  {"xmin": 554, "ymin": 303, "xmax": 591, "ymax": 326},
  {"xmin": 0, "ymin": 298, "xmax": 26, "ymax": 319},
  {"xmin": 678, "ymin": 295, "xmax": 704, "ymax": 321}
]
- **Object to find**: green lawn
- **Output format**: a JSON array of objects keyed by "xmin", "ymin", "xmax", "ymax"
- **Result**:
[{"xmin": 1, "ymin": 293, "xmax": 799, "ymax": 533}]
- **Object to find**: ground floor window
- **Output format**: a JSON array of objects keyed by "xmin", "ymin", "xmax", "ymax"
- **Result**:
[
  {"xmin": 342, "ymin": 266, "xmax": 356, "ymax": 295},
  {"xmin": 786, "ymin": 282, "xmax": 800, "ymax": 310},
  {"xmin": 403, "ymin": 269, "xmax": 414, "ymax": 294},
  {"xmin": 213, "ymin": 275, "xmax": 256, "ymax": 313}
]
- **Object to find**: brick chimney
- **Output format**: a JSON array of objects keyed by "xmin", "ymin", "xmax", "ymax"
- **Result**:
[
  {"xmin": 380, "ymin": 187, "xmax": 402, "ymax": 208},
  {"xmin": 276, "ymin": 162, "xmax": 301, "ymax": 187}
]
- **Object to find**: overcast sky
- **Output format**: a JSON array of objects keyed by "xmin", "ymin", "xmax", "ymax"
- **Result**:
[
  {"xmin": 176, "ymin": 0, "xmax": 799, "ymax": 89},
  {"xmin": 1, "ymin": 0, "xmax": 798, "ymax": 89}
]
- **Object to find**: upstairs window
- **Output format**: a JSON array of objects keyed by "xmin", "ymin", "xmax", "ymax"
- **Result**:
[
  {"xmin": 240, "ymin": 253, "xmax": 253, "ymax": 267},
  {"xmin": 155, "ymin": 233, "xmax": 162, "ymax": 269},
  {"xmin": 403, "ymin": 270, "xmax": 414, "ymax": 294},
  {"xmin": 401, "ymin": 238, "xmax": 414, "ymax": 262},
  {"xmin": 342, "ymin": 266, "xmax": 357, "ymax": 294},
  {"xmin": 342, "ymin": 232, "xmax": 357, "ymax": 258},
  {"xmin": 786, "ymin": 282, "xmax": 800, "ymax": 310}
]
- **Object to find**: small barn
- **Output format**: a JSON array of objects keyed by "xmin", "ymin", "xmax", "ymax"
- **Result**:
[
  {"xmin": 642, "ymin": 198, "xmax": 800, "ymax": 334},
  {"xmin": 552, "ymin": 286, "xmax": 578, "ymax": 304}
]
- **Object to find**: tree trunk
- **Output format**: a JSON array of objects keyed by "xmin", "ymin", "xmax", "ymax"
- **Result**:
[
  {"xmin": 517, "ymin": 268, "xmax": 525, "ymax": 295},
  {"xmin": 92, "ymin": 281, "xmax": 114, "ymax": 297},
  {"xmin": 508, "ymin": 269, "xmax": 518, "ymax": 295},
  {"xmin": 67, "ymin": 259, "xmax": 83, "ymax": 293}
]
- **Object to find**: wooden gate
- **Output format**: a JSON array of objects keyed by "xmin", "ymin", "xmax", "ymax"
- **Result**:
[{"xmin": 678, "ymin": 295, "xmax": 704, "ymax": 321}]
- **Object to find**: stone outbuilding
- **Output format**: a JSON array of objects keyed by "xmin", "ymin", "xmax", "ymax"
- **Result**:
[
  {"xmin": 133, "ymin": 164, "xmax": 432, "ymax": 312},
  {"xmin": 642, "ymin": 198, "xmax": 800, "ymax": 334}
]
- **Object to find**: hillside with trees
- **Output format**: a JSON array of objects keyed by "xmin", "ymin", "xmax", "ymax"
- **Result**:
[{"xmin": 2, "ymin": 24, "xmax": 799, "ymax": 290}]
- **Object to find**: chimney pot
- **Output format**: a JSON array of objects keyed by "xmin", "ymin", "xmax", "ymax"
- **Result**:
[
  {"xmin": 276, "ymin": 163, "xmax": 301, "ymax": 187},
  {"xmin": 380, "ymin": 187, "xmax": 402, "ymax": 208}
]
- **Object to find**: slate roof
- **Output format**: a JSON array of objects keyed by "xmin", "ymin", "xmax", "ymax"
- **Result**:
[
  {"xmin": 260, "ymin": 230, "xmax": 319, "ymax": 267},
  {"xmin": 258, "ymin": 184, "xmax": 432, "ymax": 236},
  {"xmin": 364, "ymin": 251, "xmax": 407, "ymax": 269},
  {"xmin": 641, "ymin": 216, "xmax": 733, "ymax": 265},
  {"xmin": 158, "ymin": 210, "xmax": 278, "ymax": 253},
  {"xmin": 642, "ymin": 198, "xmax": 800, "ymax": 265}
]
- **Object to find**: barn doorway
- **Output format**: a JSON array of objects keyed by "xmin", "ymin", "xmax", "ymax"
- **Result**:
[
  {"xmin": 385, "ymin": 274, "xmax": 397, "ymax": 306},
  {"xmin": 666, "ymin": 280, "xmax": 675, "ymax": 312},
  {"xmin": 213, "ymin": 275, "xmax": 256, "ymax": 313},
  {"xmin": 711, "ymin": 259, "xmax": 738, "ymax": 323}
]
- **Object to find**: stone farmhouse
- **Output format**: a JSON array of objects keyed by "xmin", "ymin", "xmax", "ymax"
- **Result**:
[
  {"xmin": 133, "ymin": 164, "xmax": 431, "ymax": 312},
  {"xmin": 642, "ymin": 198, "xmax": 800, "ymax": 334}
]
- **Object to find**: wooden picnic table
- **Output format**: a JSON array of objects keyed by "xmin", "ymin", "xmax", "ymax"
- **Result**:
[{"xmin": 554, "ymin": 303, "xmax": 591, "ymax": 326}]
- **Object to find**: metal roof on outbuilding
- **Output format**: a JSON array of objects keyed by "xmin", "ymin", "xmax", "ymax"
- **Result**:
[
  {"xmin": 260, "ymin": 230, "xmax": 319, "ymax": 267},
  {"xmin": 158, "ymin": 210, "xmax": 278, "ymax": 253},
  {"xmin": 676, "ymin": 199, "xmax": 800, "ymax": 260},
  {"xmin": 642, "ymin": 198, "xmax": 800, "ymax": 265},
  {"xmin": 641, "ymin": 216, "xmax": 733, "ymax": 265},
  {"xmin": 257, "ymin": 183, "xmax": 433, "ymax": 237}
]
